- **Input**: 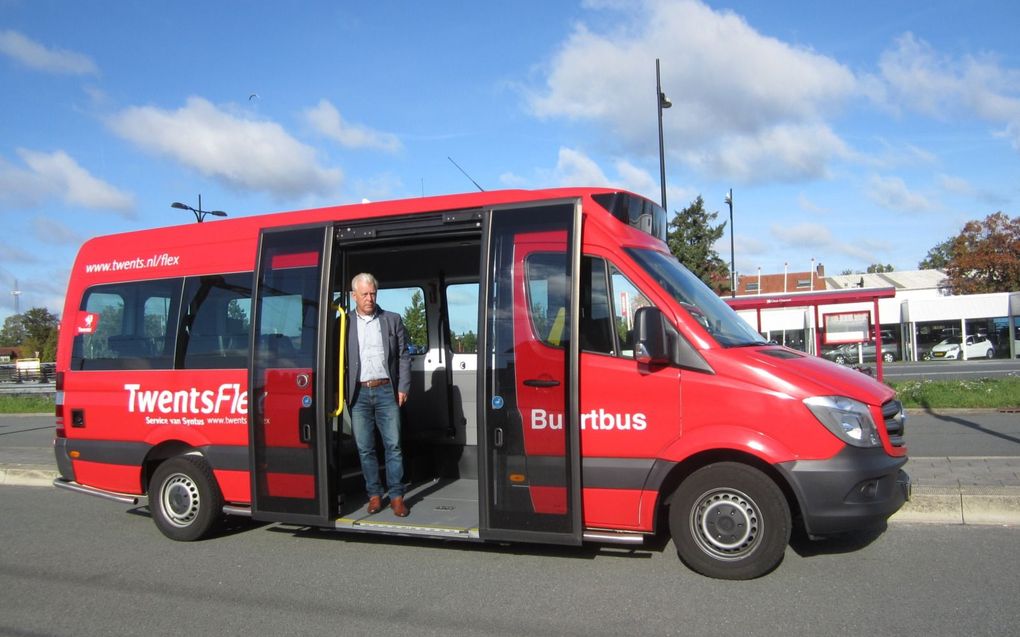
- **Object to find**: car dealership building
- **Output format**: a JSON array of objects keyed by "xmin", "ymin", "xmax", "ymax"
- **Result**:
[{"xmin": 730, "ymin": 267, "xmax": 1019, "ymax": 362}]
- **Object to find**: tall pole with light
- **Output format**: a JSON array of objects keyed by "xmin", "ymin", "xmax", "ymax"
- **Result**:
[
  {"xmin": 656, "ymin": 58, "xmax": 672, "ymax": 210},
  {"xmin": 725, "ymin": 188, "xmax": 735, "ymax": 297},
  {"xmin": 11, "ymin": 279, "xmax": 21, "ymax": 315},
  {"xmin": 171, "ymin": 194, "xmax": 228, "ymax": 223}
]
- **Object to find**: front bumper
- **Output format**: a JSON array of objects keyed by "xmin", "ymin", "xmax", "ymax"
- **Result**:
[{"xmin": 777, "ymin": 446, "xmax": 909, "ymax": 537}]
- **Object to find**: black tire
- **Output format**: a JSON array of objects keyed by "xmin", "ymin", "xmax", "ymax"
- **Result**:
[
  {"xmin": 669, "ymin": 462, "xmax": 791, "ymax": 580},
  {"xmin": 986, "ymin": 349, "xmax": 994, "ymax": 359},
  {"xmin": 882, "ymin": 352, "xmax": 894, "ymax": 363},
  {"xmin": 833, "ymin": 354, "xmax": 846, "ymax": 365},
  {"xmin": 149, "ymin": 455, "xmax": 224, "ymax": 541}
]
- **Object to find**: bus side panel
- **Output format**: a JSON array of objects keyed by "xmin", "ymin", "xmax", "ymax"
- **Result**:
[
  {"xmin": 213, "ymin": 469, "xmax": 251, "ymax": 503},
  {"xmin": 71, "ymin": 459, "xmax": 142, "ymax": 494},
  {"xmin": 62, "ymin": 369, "xmax": 250, "ymax": 494},
  {"xmin": 581, "ymin": 487, "xmax": 657, "ymax": 532}
]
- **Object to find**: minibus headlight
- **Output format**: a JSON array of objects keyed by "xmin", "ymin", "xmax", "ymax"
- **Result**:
[{"xmin": 804, "ymin": 396, "xmax": 881, "ymax": 448}]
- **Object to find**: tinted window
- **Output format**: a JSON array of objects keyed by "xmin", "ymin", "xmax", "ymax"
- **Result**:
[
  {"xmin": 72, "ymin": 279, "xmax": 182, "ymax": 370},
  {"xmin": 181, "ymin": 273, "xmax": 252, "ymax": 369}
]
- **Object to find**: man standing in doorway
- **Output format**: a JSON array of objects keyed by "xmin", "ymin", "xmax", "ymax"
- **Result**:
[{"xmin": 347, "ymin": 273, "xmax": 411, "ymax": 517}]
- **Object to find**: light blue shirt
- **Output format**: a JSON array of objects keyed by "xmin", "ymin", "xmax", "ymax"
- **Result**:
[{"xmin": 356, "ymin": 310, "xmax": 388, "ymax": 382}]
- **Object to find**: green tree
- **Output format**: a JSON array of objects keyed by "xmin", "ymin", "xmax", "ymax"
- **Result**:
[
  {"xmin": 22, "ymin": 307, "xmax": 59, "ymax": 360},
  {"xmin": 919, "ymin": 238, "xmax": 953, "ymax": 270},
  {"xmin": 942, "ymin": 211, "xmax": 1020, "ymax": 294},
  {"xmin": 666, "ymin": 196, "xmax": 731, "ymax": 294},
  {"xmin": 0, "ymin": 314, "xmax": 27, "ymax": 347},
  {"xmin": 453, "ymin": 330, "xmax": 478, "ymax": 353},
  {"xmin": 402, "ymin": 289, "xmax": 427, "ymax": 350},
  {"xmin": 866, "ymin": 263, "xmax": 894, "ymax": 273},
  {"xmin": 3, "ymin": 308, "xmax": 59, "ymax": 360}
]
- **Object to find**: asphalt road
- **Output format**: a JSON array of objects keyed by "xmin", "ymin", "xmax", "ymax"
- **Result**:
[
  {"xmin": 880, "ymin": 358, "xmax": 1020, "ymax": 381},
  {"xmin": 1, "ymin": 485, "xmax": 1018, "ymax": 637}
]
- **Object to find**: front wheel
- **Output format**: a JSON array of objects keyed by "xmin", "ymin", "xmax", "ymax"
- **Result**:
[
  {"xmin": 149, "ymin": 455, "xmax": 224, "ymax": 541},
  {"xmin": 882, "ymin": 352, "xmax": 894, "ymax": 363},
  {"xmin": 833, "ymin": 354, "xmax": 846, "ymax": 365},
  {"xmin": 669, "ymin": 462, "xmax": 791, "ymax": 580}
]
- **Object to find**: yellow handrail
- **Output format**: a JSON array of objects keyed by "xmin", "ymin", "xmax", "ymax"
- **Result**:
[{"xmin": 333, "ymin": 307, "xmax": 347, "ymax": 417}]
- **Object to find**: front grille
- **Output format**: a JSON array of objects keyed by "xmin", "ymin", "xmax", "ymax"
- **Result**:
[{"xmin": 882, "ymin": 399, "xmax": 906, "ymax": 447}]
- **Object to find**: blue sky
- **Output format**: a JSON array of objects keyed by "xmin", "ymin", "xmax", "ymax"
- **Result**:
[{"xmin": 2, "ymin": 0, "xmax": 1019, "ymax": 327}]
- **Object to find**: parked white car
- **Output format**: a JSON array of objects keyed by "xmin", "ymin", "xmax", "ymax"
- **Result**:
[{"xmin": 930, "ymin": 335, "xmax": 994, "ymax": 360}]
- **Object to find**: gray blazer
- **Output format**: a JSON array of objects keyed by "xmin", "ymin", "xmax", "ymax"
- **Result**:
[{"xmin": 346, "ymin": 307, "xmax": 412, "ymax": 405}]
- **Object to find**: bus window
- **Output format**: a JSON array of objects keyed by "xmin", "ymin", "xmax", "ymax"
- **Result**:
[
  {"xmin": 181, "ymin": 273, "xmax": 252, "ymax": 369},
  {"xmin": 71, "ymin": 279, "xmax": 181, "ymax": 370},
  {"xmin": 446, "ymin": 283, "xmax": 479, "ymax": 353},
  {"xmin": 525, "ymin": 253, "xmax": 569, "ymax": 348},
  {"xmin": 608, "ymin": 263, "xmax": 651, "ymax": 358},
  {"xmin": 580, "ymin": 257, "xmax": 614, "ymax": 355},
  {"xmin": 376, "ymin": 286, "xmax": 428, "ymax": 354}
]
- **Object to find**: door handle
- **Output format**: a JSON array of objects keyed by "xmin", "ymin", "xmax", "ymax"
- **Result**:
[
  {"xmin": 523, "ymin": 378, "xmax": 560, "ymax": 388},
  {"xmin": 494, "ymin": 427, "xmax": 503, "ymax": 448},
  {"xmin": 300, "ymin": 423, "xmax": 312, "ymax": 443}
]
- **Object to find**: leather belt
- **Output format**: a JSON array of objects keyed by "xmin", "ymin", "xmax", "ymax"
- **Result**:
[{"xmin": 360, "ymin": 378, "xmax": 390, "ymax": 388}]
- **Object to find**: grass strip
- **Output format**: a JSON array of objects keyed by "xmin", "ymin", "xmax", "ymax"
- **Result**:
[{"xmin": 887, "ymin": 376, "xmax": 1020, "ymax": 410}]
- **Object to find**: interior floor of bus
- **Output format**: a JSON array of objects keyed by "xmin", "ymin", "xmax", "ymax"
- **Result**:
[{"xmin": 334, "ymin": 477, "xmax": 481, "ymax": 540}]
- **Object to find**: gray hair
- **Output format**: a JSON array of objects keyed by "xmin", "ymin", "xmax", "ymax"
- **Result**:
[{"xmin": 351, "ymin": 272, "xmax": 378, "ymax": 290}]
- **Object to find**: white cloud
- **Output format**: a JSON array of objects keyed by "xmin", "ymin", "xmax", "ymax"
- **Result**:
[
  {"xmin": 551, "ymin": 147, "xmax": 611, "ymax": 186},
  {"xmin": 0, "ymin": 30, "xmax": 98, "ymax": 75},
  {"xmin": 797, "ymin": 193, "xmax": 830, "ymax": 215},
  {"xmin": 108, "ymin": 97, "xmax": 342, "ymax": 198},
  {"xmin": 770, "ymin": 222, "xmax": 887, "ymax": 264},
  {"xmin": 937, "ymin": 173, "xmax": 974, "ymax": 196},
  {"xmin": 304, "ymin": 99, "xmax": 402, "ymax": 152},
  {"xmin": 879, "ymin": 32, "xmax": 1020, "ymax": 150},
  {"xmin": 32, "ymin": 216, "xmax": 84, "ymax": 245},
  {"xmin": 866, "ymin": 174, "xmax": 934, "ymax": 213},
  {"xmin": 687, "ymin": 123, "xmax": 851, "ymax": 183},
  {"xmin": 0, "ymin": 150, "xmax": 134, "ymax": 215},
  {"xmin": 498, "ymin": 172, "xmax": 529, "ymax": 188},
  {"xmin": 529, "ymin": 0, "xmax": 860, "ymax": 181}
]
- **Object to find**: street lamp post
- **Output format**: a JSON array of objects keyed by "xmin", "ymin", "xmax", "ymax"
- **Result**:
[
  {"xmin": 171, "ymin": 194, "xmax": 228, "ymax": 223},
  {"xmin": 656, "ymin": 58, "xmax": 672, "ymax": 210},
  {"xmin": 725, "ymin": 188, "xmax": 735, "ymax": 297}
]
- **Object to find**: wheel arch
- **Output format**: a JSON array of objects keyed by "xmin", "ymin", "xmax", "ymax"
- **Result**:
[
  {"xmin": 141, "ymin": 441, "xmax": 203, "ymax": 493},
  {"xmin": 653, "ymin": 449, "xmax": 803, "ymax": 536}
]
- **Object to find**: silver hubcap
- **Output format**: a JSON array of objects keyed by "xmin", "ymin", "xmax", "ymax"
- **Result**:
[
  {"xmin": 690, "ymin": 488, "xmax": 761, "ymax": 560},
  {"xmin": 161, "ymin": 472, "xmax": 200, "ymax": 527}
]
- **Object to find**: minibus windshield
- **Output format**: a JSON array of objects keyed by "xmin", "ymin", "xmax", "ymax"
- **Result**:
[{"xmin": 626, "ymin": 248, "xmax": 766, "ymax": 348}]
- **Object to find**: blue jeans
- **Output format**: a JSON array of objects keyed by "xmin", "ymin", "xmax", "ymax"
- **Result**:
[{"xmin": 351, "ymin": 384, "xmax": 405, "ymax": 499}]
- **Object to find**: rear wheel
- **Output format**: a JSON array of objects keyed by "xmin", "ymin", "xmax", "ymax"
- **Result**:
[
  {"xmin": 669, "ymin": 462, "xmax": 791, "ymax": 580},
  {"xmin": 882, "ymin": 352, "xmax": 894, "ymax": 363},
  {"xmin": 986, "ymin": 349, "xmax": 994, "ymax": 359},
  {"xmin": 149, "ymin": 455, "xmax": 224, "ymax": 541}
]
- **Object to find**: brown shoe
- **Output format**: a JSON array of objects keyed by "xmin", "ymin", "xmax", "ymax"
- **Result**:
[
  {"xmin": 390, "ymin": 496, "xmax": 409, "ymax": 517},
  {"xmin": 366, "ymin": 495, "xmax": 383, "ymax": 514}
]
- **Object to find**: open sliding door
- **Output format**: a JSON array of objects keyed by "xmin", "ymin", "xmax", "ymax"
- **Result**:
[
  {"xmin": 479, "ymin": 200, "xmax": 583, "ymax": 545},
  {"xmin": 249, "ymin": 225, "xmax": 334, "ymax": 525}
]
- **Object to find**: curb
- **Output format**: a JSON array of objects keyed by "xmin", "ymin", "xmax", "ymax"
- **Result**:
[
  {"xmin": 0, "ymin": 465, "xmax": 59, "ymax": 487},
  {"xmin": 5, "ymin": 465, "xmax": 1020, "ymax": 527},
  {"xmin": 890, "ymin": 485, "xmax": 1020, "ymax": 526}
]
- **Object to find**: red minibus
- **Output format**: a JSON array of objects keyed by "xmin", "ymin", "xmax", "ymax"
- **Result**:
[{"xmin": 53, "ymin": 188, "xmax": 909, "ymax": 579}]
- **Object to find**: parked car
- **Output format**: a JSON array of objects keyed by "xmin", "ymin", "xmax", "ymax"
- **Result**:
[
  {"xmin": 930, "ymin": 335, "xmax": 994, "ymax": 360},
  {"xmin": 823, "ymin": 340, "xmax": 899, "ymax": 365}
]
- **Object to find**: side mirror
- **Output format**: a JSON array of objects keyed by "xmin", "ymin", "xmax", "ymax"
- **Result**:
[{"xmin": 633, "ymin": 306, "xmax": 670, "ymax": 365}]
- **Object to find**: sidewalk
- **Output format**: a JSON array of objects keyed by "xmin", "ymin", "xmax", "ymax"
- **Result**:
[
  {"xmin": 3, "ymin": 448, "xmax": 1018, "ymax": 526},
  {"xmin": 893, "ymin": 456, "xmax": 1020, "ymax": 525}
]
